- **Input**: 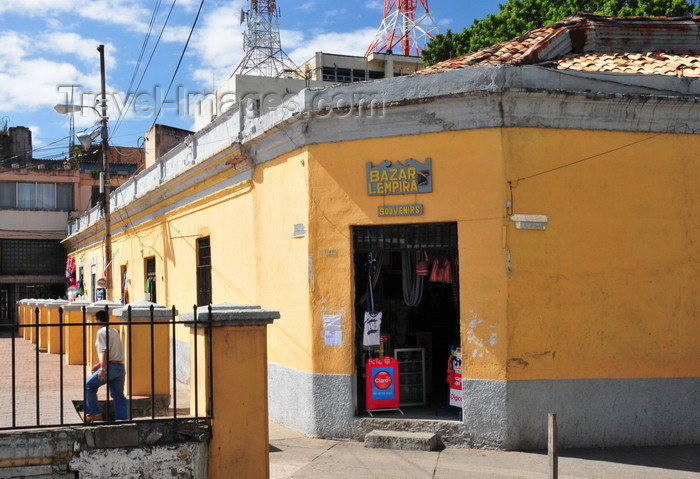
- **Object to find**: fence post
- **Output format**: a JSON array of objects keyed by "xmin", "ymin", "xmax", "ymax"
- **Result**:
[
  {"xmin": 37, "ymin": 300, "xmax": 52, "ymax": 350},
  {"xmin": 182, "ymin": 303, "xmax": 280, "ymax": 479},
  {"xmin": 112, "ymin": 300, "xmax": 175, "ymax": 417},
  {"xmin": 19, "ymin": 299, "xmax": 33, "ymax": 341},
  {"xmin": 45, "ymin": 300, "xmax": 69, "ymax": 354},
  {"xmin": 16, "ymin": 299, "xmax": 27, "ymax": 339},
  {"xmin": 62, "ymin": 300, "xmax": 92, "ymax": 365},
  {"xmin": 26, "ymin": 299, "xmax": 40, "ymax": 344}
]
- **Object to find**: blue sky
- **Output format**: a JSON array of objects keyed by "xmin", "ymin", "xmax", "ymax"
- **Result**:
[{"xmin": 0, "ymin": 0, "xmax": 503, "ymax": 159}]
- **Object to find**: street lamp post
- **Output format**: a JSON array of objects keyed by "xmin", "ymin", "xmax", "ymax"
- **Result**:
[
  {"xmin": 54, "ymin": 44, "xmax": 113, "ymax": 301},
  {"xmin": 97, "ymin": 44, "xmax": 113, "ymax": 302}
]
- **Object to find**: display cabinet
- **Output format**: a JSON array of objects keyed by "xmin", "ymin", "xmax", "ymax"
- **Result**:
[{"xmin": 394, "ymin": 347, "xmax": 426, "ymax": 406}]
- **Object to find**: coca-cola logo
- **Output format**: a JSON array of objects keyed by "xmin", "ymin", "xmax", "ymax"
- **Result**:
[{"xmin": 373, "ymin": 371, "xmax": 392, "ymax": 390}]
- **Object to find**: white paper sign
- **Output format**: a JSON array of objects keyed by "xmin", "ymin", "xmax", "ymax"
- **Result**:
[
  {"xmin": 323, "ymin": 314, "xmax": 342, "ymax": 346},
  {"xmin": 324, "ymin": 330, "xmax": 342, "ymax": 346}
]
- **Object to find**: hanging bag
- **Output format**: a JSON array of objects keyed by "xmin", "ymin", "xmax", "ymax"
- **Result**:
[
  {"xmin": 442, "ymin": 259, "xmax": 453, "ymax": 283},
  {"xmin": 429, "ymin": 258, "xmax": 440, "ymax": 282},
  {"xmin": 416, "ymin": 251, "xmax": 429, "ymax": 276}
]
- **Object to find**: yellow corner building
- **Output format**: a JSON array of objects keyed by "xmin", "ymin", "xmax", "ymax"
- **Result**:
[{"xmin": 63, "ymin": 15, "xmax": 700, "ymax": 450}]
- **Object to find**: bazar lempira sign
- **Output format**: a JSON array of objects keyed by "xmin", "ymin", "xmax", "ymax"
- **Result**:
[
  {"xmin": 366, "ymin": 158, "xmax": 432, "ymax": 195},
  {"xmin": 366, "ymin": 158, "xmax": 431, "ymax": 216}
]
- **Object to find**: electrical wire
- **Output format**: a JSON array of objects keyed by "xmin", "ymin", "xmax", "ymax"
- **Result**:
[
  {"xmin": 150, "ymin": 0, "xmax": 205, "ymax": 130},
  {"xmin": 109, "ymin": 0, "xmax": 163, "ymax": 138},
  {"xmin": 510, "ymin": 132, "xmax": 664, "ymax": 184},
  {"xmin": 111, "ymin": 1, "xmax": 179, "ymax": 141},
  {"xmin": 506, "ymin": 130, "xmax": 668, "ymax": 215}
]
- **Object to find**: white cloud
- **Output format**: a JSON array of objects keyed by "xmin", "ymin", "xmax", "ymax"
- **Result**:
[
  {"xmin": 0, "ymin": 28, "xmax": 120, "ymax": 120},
  {"xmin": 175, "ymin": 0, "xmax": 202, "ymax": 10},
  {"xmin": 189, "ymin": 2, "xmax": 246, "ymax": 86},
  {"xmin": 286, "ymin": 28, "xmax": 377, "ymax": 65},
  {"xmin": 0, "ymin": 0, "xmax": 151, "ymax": 30},
  {"xmin": 0, "ymin": 58, "xmax": 85, "ymax": 111},
  {"xmin": 162, "ymin": 24, "xmax": 195, "ymax": 44},
  {"xmin": 36, "ymin": 32, "xmax": 118, "ymax": 70},
  {"xmin": 0, "ymin": 0, "xmax": 75, "ymax": 16},
  {"xmin": 297, "ymin": 1, "xmax": 315, "ymax": 11}
]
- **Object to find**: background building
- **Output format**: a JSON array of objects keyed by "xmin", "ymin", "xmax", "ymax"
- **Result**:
[{"xmin": 0, "ymin": 126, "xmax": 142, "ymax": 324}]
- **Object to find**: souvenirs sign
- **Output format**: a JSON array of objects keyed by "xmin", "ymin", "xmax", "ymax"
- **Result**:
[
  {"xmin": 377, "ymin": 204, "xmax": 423, "ymax": 217},
  {"xmin": 366, "ymin": 158, "xmax": 432, "ymax": 196}
]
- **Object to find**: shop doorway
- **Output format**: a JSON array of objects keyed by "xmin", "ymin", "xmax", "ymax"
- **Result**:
[{"xmin": 353, "ymin": 223, "xmax": 461, "ymax": 420}]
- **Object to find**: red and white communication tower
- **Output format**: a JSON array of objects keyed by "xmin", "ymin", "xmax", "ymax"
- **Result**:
[{"xmin": 365, "ymin": 0, "xmax": 439, "ymax": 57}]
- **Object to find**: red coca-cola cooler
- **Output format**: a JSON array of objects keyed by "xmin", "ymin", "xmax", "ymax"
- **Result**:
[{"xmin": 365, "ymin": 356, "xmax": 400, "ymax": 411}]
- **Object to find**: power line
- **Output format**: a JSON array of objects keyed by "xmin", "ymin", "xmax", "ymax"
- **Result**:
[
  {"xmin": 110, "ymin": 0, "xmax": 163, "ymax": 138},
  {"xmin": 111, "ymin": 1, "xmax": 179, "ymax": 141},
  {"xmin": 509, "ymin": 133, "xmax": 663, "ymax": 184},
  {"xmin": 151, "ymin": 0, "xmax": 205, "ymax": 130}
]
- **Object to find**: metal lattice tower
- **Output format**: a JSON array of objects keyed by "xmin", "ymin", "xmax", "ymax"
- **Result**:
[
  {"xmin": 365, "ymin": 0, "xmax": 439, "ymax": 57},
  {"xmin": 232, "ymin": 0, "xmax": 298, "ymax": 77}
]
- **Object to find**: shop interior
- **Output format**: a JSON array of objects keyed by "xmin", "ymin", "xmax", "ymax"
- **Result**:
[{"xmin": 353, "ymin": 223, "xmax": 461, "ymax": 420}]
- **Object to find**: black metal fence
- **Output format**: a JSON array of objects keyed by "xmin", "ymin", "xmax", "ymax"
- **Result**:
[{"xmin": 0, "ymin": 304, "xmax": 213, "ymax": 430}]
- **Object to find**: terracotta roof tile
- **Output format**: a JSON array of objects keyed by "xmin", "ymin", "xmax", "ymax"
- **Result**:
[
  {"xmin": 551, "ymin": 51, "xmax": 700, "ymax": 77},
  {"xmin": 419, "ymin": 14, "xmax": 700, "ymax": 78}
]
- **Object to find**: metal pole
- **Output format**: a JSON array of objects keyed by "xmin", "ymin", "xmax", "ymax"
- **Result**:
[
  {"xmin": 59, "ymin": 308, "xmax": 64, "ymax": 424},
  {"xmin": 34, "ymin": 308, "xmax": 40, "ymax": 425},
  {"xmin": 193, "ymin": 305, "xmax": 199, "ymax": 418},
  {"xmin": 11, "ymin": 315, "xmax": 16, "ymax": 427},
  {"xmin": 549, "ymin": 413, "xmax": 558, "ymax": 479},
  {"xmin": 97, "ymin": 44, "xmax": 113, "ymax": 301},
  {"xmin": 171, "ymin": 306, "xmax": 177, "ymax": 419}
]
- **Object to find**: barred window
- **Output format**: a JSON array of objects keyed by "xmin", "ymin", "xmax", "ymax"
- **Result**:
[{"xmin": 0, "ymin": 239, "xmax": 66, "ymax": 275}]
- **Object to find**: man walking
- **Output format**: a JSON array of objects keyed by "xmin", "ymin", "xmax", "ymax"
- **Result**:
[{"xmin": 85, "ymin": 310, "xmax": 128, "ymax": 421}]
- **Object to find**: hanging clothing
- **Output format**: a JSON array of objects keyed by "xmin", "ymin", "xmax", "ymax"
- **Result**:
[
  {"xmin": 401, "ymin": 251, "xmax": 424, "ymax": 307},
  {"xmin": 363, "ymin": 311, "xmax": 382, "ymax": 346}
]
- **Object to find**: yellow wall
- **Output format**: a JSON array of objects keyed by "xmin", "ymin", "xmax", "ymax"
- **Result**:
[
  {"xmin": 66, "ymin": 126, "xmax": 698, "ymax": 386},
  {"xmin": 250, "ymin": 150, "xmax": 314, "ymax": 372},
  {"xmin": 305, "ymin": 129, "xmax": 507, "ymax": 376},
  {"xmin": 502, "ymin": 128, "xmax": 699, "ymax": 380}
]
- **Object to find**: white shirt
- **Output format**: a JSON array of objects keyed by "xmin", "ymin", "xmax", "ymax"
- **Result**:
[
  {"xmin": 96, "ymin": 326, "xmax": 125, "ymax": 362},
  {"xmin": 363, "ymin": 312, "xmax": 382, "ymax": 347}
]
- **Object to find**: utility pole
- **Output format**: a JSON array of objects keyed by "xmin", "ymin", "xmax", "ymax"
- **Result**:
[{"xmin": 98, "ymin": 44, "xmax": 113, "ymax": 301}]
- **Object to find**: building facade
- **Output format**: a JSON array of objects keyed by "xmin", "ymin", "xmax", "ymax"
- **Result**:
[
  {"xmin": 0, "ymin": 127, "xmax": 143, "ymax": 323},
  {"xmin": 62, "ymin": 15, "xmax": 699, "ymax": 449}
]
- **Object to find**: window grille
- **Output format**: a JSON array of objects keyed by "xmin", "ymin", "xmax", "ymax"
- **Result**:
[{"xmin": 353, "ymin": 222, "xmax": 457, "ymax": 252}]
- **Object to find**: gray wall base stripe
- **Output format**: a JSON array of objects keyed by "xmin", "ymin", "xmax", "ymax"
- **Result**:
[{"xmin": 268, "ymin": 364, "xmax": 699, "ymax": 449}]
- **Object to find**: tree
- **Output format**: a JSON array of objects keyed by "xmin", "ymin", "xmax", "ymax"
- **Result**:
[
  {"xmin": 420, "ymin": 29, "xmax": 470, "ymax": 65},
  {"xmin": 422, "ymin": 0, "xmax": 700, "ymax": 65}
]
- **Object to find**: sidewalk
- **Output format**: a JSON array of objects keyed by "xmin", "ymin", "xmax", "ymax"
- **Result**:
[
  {"xmin": 269, "ymin": 421, "xmax": 700, "ymax": 479},
  {"xmin": 2, "ymin": 332, "xmax": 698, "ymax": 478}
]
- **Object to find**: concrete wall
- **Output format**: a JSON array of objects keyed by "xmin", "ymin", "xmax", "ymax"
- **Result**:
[
  {"xmin": 0, "ymin": 420, "xmax": 209, "ymax": 478},
  {"xmin": 0, "ymin": 210, "xmax": 69, "ymax": 237}
]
